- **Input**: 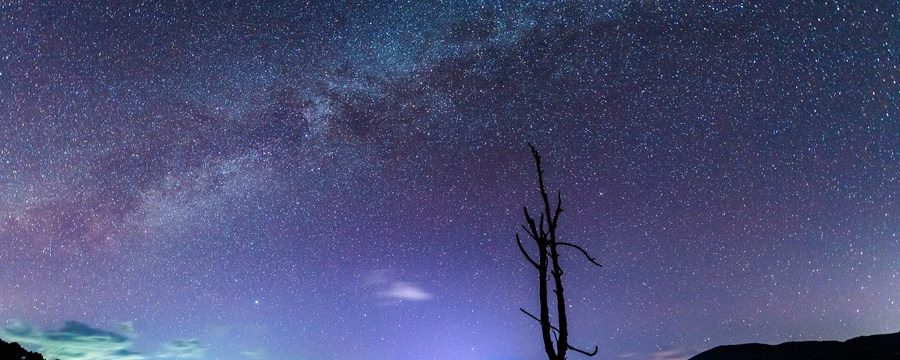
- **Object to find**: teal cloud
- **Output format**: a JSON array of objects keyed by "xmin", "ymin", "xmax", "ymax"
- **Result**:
[
  {"xmin": 2, "ymin": 321, "xmax": 204, "ymax": 360},
  {"xmin": 3, "ymin": 321, "xmax": 144, "ymax": 360},
  {"xmin": 157, "ymin": 339, "xmax": 204, "ymax": 359}
]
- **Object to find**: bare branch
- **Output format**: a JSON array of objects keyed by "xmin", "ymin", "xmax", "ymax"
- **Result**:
[
  {"xmin": 568, "ymin": 344, "xmax": 599, "ymax": 356},
  {"xmin": 523, "ymin": 207, "xmax": 541, "ymax": 238},
  {"xmin": 528, "ymin": 144, "xmax": 555, "ymax": 238},
  {"xmin": 556, "ymin": 242, "xmax": 602, "ymax": 267},
  {"xmin": 527, "ymin": 304, "xmax": 600, "ymax": 358},
  {"xmin": 553, "ymin": 191, "xmax": 563, "ymax": 225},
  {"xmin": 528, "ymin": 143, "xmax": 541, "ymax": 167},
  {"xmin": 523, "ymin": 206, "xmax": 535, "ymax": 226},
  {"xmin": 521, "ymin": 224, "xmax": 538, "ymax": 240},
  {"xmin": 516, "ymin": 234, "xmax": 539, "ymax": 268},
  {"xmin": 519, "ymin": 308, "xmax": 560, "ymax": 333},
  {"xmin": 539, "ymin": 213, "xmax": 545, "ymax": 237}
]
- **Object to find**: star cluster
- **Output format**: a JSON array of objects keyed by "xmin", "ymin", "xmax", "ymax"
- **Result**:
[{"xmin": 0, "ymin": 1, "xmax": 896, "ymax": 359}]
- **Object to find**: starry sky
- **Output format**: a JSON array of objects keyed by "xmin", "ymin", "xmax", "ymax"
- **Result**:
[{"xmin": 0, "ymin": 1, "xmax": 897, "ymax": 359}]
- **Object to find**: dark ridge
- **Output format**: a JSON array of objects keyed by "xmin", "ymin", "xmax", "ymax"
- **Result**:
[
  {"xmin": 0, "ymin": 337, "xmax": 50, "ymax": 360},
  {"xmin": 689, "ymin": 331, "xmax": 900, "ymax": 360}
]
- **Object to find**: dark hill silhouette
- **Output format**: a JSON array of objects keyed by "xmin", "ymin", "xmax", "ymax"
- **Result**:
[
  {"xmin": 0, "ymin": 337, "xmax": 50, "ymax": 360},
  {"xmin": 689, "ymin": 331, "xmax": 900, "ymax": 360}
]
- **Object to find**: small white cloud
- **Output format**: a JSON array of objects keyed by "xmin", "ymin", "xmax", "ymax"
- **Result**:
[
  {"xmin": 381, "ymin": 282, "xmax": 433, "ymax": 301},
  {"xmin": 364, "ymin": 270, "xmax": 434, "ymax": 303}
]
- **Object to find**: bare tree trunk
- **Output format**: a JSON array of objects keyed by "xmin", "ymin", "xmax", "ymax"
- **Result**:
[{"xmin": 516, "ymin": 144, "xmax": 602, "ymax": 360}]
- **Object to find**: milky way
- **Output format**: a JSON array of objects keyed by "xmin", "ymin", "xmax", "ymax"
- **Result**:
[{"xmin": 0, "ymin": 1, "xmax": 897, "ymax": 359}]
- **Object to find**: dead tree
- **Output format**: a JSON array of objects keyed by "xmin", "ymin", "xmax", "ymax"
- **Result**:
[{"xmin": 516, "ymin": 144, "xmax": 601, "ymax": 360}]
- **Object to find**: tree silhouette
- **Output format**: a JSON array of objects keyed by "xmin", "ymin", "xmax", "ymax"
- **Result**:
[
  {"xmin": 516, "ymin": 144, "xmax": 601, "ymax": 360},
  {"xmin": 0, "ymin": 338, "xmax": 50, "ymax": 360}
]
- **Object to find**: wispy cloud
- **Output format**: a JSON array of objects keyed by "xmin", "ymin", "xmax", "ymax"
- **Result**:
[
  {"xmin": 381, "ymin": 282, "xmax": 433, "ymax": 301},
  {"xmin": 364, "ymin": 270, "xmax": 434, "ymax": 303}
]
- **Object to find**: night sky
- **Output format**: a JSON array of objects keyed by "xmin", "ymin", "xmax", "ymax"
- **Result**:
[{"xmin": 0, "ymin": 1, "xmax": 897, "ymax": 360}]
